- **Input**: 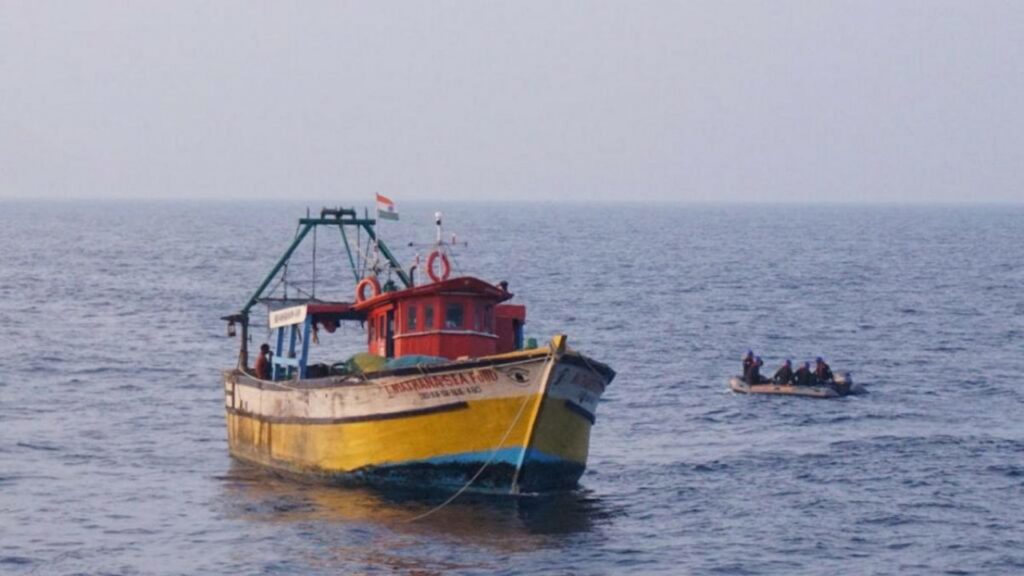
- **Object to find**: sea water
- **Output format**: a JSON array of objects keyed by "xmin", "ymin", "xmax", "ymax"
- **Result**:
[{"xmin": 1, "ymin": 201, "xmax": 1022, "ymax": 574}]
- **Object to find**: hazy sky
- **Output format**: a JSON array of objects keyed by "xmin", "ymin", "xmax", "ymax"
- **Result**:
[{"xmin": 1, "ymin": 1, "xmax": 1021, "ymax": 203}]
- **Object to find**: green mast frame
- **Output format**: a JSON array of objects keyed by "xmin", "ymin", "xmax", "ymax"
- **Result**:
[
  {"xmin": 240, "ymin": 207, "xmax": 411, "ymax": 317},
  {"xmin": 225, "ymin": 207, "xmax": 410, "ymax": 369}
]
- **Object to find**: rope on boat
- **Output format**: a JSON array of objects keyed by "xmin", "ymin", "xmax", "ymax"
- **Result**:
[
  {"xmin": 361, "ymin": 237, "xmax": 373, "ymax": 280},
  {"xmin": 404, "ymin": 357, "xmax": 546, "ymax": 523},
  {"xmin": 311, "ymin": 221, "xmax": 317, "ymax": 298}
]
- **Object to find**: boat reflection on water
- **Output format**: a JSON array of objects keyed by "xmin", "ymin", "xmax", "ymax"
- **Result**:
[{"xmin": 219, "ymin": 461, "xmax": 614, "ymax": 554}]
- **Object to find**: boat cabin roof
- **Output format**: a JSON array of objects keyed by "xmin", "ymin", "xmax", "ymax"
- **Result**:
[
  {"xmin": 266, "ymin": 277, "xmax": 511, "ymax": 328},
  {"xmin": 352, "ymin": 276, "xmax": 512, "ymax": 312}
]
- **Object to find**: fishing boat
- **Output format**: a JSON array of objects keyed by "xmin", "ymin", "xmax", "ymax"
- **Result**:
[
  {"xmin": 728, "ymin": 373, "xmax": 860, "ymax": 398},
  {"xmin": 221, "ymin": 207, "xmax": 615, "ymax": 494}
]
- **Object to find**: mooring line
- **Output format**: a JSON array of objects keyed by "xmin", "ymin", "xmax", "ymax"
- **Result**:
[{"xmin": 403, "ymin": 356, "xmax": 547, "ymax": 523}]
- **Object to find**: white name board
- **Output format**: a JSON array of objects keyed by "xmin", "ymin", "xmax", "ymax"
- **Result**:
[{"xmin": 269, "ymin": 306, "xmax": 307, "ymax": 329}]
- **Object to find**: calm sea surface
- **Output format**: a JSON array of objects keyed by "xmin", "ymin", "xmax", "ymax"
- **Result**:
[{"xmin": 1, "ymin": 201, "xmax": 1022, "ymax": 575}]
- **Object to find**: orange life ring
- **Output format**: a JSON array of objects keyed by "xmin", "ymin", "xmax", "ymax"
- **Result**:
[
  {"xmin": 426, "ymin": 251, "xmax": 451, "ymax": 283},
  {"xmin": 355, "ymin": 277, "xmax": 382, "ymax": 302}
]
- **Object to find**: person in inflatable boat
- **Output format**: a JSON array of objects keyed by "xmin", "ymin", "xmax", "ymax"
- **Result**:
[
  {"xmin": 773, "ymin": 359, "xmax": 794, "ymax": 385},
  {"xmin": 745, "ymin": 356, "xmax": 768, "ymax": 384},
  {"xmin": 814, "ymin": 357, "xmax": 834, "ymax": 384},
  {"xmin": 741, "ymin": 350, "xmax": 754, "ymax": 380},
  {"xmin": 793, "ymin": 361, "xmax": 813, "ymax": 386}
]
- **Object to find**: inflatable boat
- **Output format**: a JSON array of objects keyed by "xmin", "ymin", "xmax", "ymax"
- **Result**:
[{"xmin": 729, "ymin": 372, "xmax": 861, "ymax": 398}]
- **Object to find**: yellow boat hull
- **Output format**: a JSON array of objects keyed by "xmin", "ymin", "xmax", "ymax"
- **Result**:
[{"xmin": 224, "ymin": 345, "xmax": 614, "ymax": 493}]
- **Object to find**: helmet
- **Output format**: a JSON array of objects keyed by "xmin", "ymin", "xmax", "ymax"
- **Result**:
[
  {"xmin": 803, "ymin": 361, "xmax": 810, "ymax": 369},
  {"xmin": 755, "ymin": 356, "xmax": 763, "ymax": 364},
  {"xmin": 784, "ymin": 359, "xmax": 791, "ymax": 366},
  {"xmin": 816, "ymin": 356, "xmax": 824, "ymax": 363},
  {"xmin": 743, "ymin": 350, "xmax": 753, "ymax": 359}
]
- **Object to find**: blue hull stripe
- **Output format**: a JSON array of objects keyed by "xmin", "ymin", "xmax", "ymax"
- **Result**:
[
  {"xmin": 383, "ymin": 447, "xmax": 569, "ymax": 468},
  {"xmin": 348, "ymin": 448, "xmax": 585, "ymax": 492}
]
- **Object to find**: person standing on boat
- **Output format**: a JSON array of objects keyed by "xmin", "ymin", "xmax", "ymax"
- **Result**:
[
  {"xmin": 814, "ymin": 357, "xmax": 834, "ymax": 384},
  {"xmin": 793, "ymin": 361, "xmax": 813, "ymax": 386},
  {"xmin": 773, "ymin": 359, "xmax": 794, "ymax": 385},
  {"xmin": 746, "ymin": 356, "xmax": 767, "ymax": 384},
  {"xmin": 742, "ymin": 350, "xmax": 755, "ymax": 381},
  {"xmin": 255, "ymin": 343, "xmax": 272, "ymax": 380}
]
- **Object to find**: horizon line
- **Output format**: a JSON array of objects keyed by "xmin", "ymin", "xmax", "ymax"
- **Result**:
[{"xmin": 1, "ymin": 196, "xmax": 1022, "ymax": 207}]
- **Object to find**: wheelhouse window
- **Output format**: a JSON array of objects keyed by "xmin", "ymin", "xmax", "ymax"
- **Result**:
[
  {"xmin": 406, "ymin": 305, "xmax": 418, "ymax": 332},
  {"xmin": 424, "ymin": 304, "xmax": 434, "ymax": 329},
  {"xmin": 483, "ymin": 305, "xmax": 494, "ymax": 333},
  {"xmin": 444, "ymin": 303, "xmax": 463, "ymax": 329}
]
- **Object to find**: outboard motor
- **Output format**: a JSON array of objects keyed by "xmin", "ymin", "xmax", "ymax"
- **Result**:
[{"xmin": 833, "ymin": 371, "xmax": 854, "ymax": 396}]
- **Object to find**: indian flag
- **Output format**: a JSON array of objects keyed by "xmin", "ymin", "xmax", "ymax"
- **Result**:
[{"xmin": 376, "ymin": 193, "xmax": 399, "ymax": 221}]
